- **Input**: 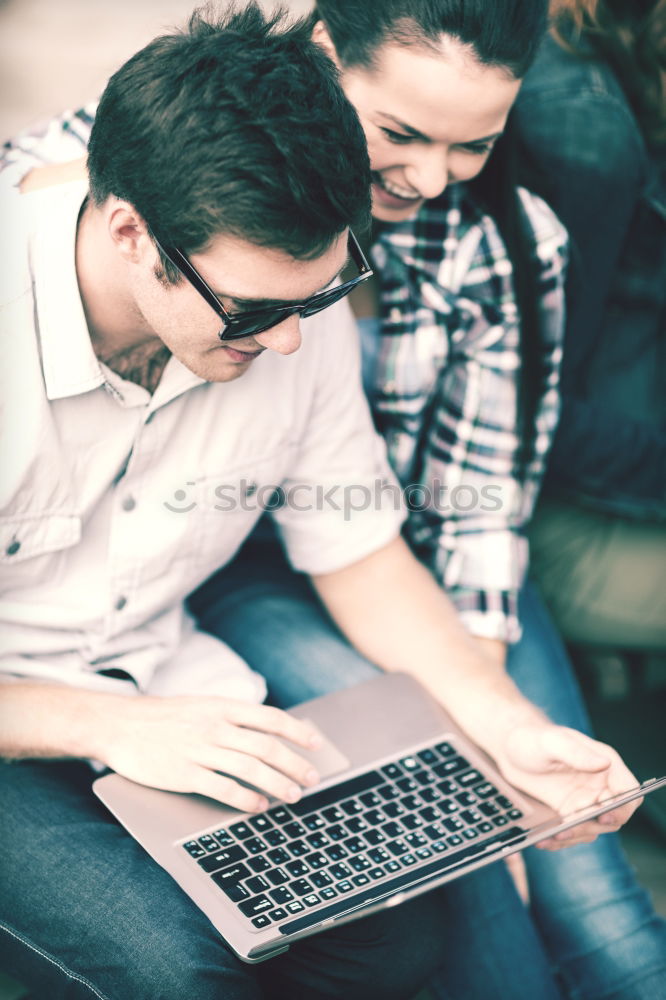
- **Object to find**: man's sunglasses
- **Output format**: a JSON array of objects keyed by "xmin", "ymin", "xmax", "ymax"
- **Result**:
[{"xmin": 153, "ymin": 231, "xmax": 373, "ymax": 341}]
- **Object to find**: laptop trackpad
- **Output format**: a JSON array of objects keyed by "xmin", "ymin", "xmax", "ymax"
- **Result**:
[{"xmin": 289, "ymin": 719, "xmax": 350, "ymax": 780}]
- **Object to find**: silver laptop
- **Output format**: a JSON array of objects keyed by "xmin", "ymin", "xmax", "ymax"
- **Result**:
[{"xmin": 93, "ymin": 671, "xmax": 666, "ymax": 963}]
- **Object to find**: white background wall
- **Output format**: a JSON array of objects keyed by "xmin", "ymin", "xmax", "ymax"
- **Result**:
[{"xmin": 0, "ymin": 0, "xmax": 313, "ymax": 141}]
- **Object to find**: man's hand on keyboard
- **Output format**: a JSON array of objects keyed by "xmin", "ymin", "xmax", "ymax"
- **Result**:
[
  {"xmin": 495, "ymin": 723, "xmax": 640, "ymax": 850},
  {"xmin": 102, "ymin": 695, "xmax": 322, "ymax": 812}
]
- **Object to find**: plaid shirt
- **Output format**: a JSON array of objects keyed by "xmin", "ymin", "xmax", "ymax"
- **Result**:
[
  {"xmin": 2, "ymin": 107, "xmax": 567, "ymax": 642},
  {"xmin": 369, "ymin": 183, "xmax": 567, "ymax": 641}
]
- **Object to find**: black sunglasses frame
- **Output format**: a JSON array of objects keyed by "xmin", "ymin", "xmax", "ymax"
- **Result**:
[{"xmin": 153, "ymin": 231, "xmax": 373, "ymax": 341}]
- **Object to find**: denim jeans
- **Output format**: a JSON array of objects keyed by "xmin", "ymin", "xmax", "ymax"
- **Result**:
[
  {"xmin": 190, "ymin": 538, "xmax": 666, "ymax": 1000},
  {"xmin": 0, "ymin": 758, "xmax": 469, "ymax": 1000}
]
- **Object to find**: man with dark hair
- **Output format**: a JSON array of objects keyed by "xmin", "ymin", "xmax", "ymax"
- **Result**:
[{"xmin": 0, "ymin": 4, "xmax": 642, "ymax": 999}]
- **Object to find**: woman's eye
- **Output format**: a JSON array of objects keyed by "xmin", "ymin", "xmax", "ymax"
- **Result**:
[
  {"xmin": 380, "ymin": 127, "xmax": 413, "ymax": 145},
  {"xmin": 460, "ymin": 141, "xmax": 496, "ymax": 156}
]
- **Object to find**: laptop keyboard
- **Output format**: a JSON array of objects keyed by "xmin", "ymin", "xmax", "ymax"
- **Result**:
[{"xmin": 181, "ymin": 740, "xmax": 526, "ymax": 931}]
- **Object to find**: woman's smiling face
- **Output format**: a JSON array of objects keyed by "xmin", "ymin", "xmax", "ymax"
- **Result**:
[{"xmin": 315, "ymin": 26, "xmax": 522, "ymax": 222}]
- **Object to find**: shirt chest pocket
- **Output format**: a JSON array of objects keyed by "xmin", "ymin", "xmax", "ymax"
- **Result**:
[
  {"xmin": 0, "ymin": 513, "xmax": 82, "ymax": 593},
  {"xmin": 165, "ymin": 446, "xmax": 296, "ymax": 586}
]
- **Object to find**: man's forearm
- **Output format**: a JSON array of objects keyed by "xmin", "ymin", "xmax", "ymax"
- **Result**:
[
  {"xmin": 312, "ymin": 537, "xmax": 547, "ymax": 756},
  {"xmin": 0, "ymin": 682, "xmax": 118, "ymax": 762}
]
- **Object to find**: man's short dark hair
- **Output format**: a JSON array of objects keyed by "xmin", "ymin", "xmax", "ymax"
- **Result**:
[{"xmin": 87, "ymin": 2, "xmax": 371, "ymax": 276}]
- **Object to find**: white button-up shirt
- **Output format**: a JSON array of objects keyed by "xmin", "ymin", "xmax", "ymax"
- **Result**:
[{"xmin": 0, "ymin": 181, "xmax": 403, "ymax": 698}]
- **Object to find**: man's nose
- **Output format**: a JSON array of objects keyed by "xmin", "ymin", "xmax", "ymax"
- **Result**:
[
  {"xmin": 254, "ymin": 313, "xmax": 302, "ymax": 355},
  {"xmin": 405, "ymin": 147, "xmax": 449, "ymax": 201}
]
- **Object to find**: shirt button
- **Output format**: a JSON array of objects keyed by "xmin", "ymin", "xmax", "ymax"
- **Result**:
[
  {"xmin": 122, "ymin": 496, "xmax": 137, "ymax": 512},
  {"xmin": 115, "ymin": 595, "xmax": 128, "ymax": 611},
  {"xmin": 6, "ymin": 539, "xmax": 21, "ymax": 556}
]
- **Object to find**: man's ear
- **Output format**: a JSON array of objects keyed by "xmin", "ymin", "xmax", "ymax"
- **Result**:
[
  {"xmin": 311, "ymin": 19, "xmax": 341, "ymax": 69},
  {"xmin": 107, "ymin": 201, "xmax": 153, "ymax": 265}
]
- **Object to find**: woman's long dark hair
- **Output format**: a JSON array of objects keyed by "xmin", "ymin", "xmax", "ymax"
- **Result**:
[
  {"xmin": 551, "ymin": 0, "xmax": 666, "ymax": 147},
  {"xmin": 314, "ymin": 0, "xmax": 551, "ymax": 478}
]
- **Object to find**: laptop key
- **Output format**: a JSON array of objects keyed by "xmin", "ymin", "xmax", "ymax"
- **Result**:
[
  {"xmin": 477, "ymin": 821, "xmax": 494, "ymax": 834},
  {"xmin": 378, "ymin": 784, "xmax": 399, "ymax": 801},
  {"xmin": 198, "ymin": 846, "xmax": 247, "ymax": 873},
  {"xmin": 246, "ymin": 876, "xmax": 269, "ymax": 893},
  {"xmin": 369, "ymin": 866, "xmax": 386, "ymax": 879},
  {"xmin": 252, "ymin": 914, "xmax": 271, "ymax": 929},
  {"xmin": 210, "ymin": 863, "xmax": 251, "ymax": 891},
  {"xmin": 327, "ymin": 824, "xmax": 347, "ymax": 842},
  {"xmin": 420, "ymin": 788, "xmax": 440, "ymax": 803},
  {"xmin": 461, "ymin": 810, "xmax": 483, "ymax": 824},
  {"xmin": 463, "ymin": 828, "xmax": 479, "ymax": 840},
  {"xmin": 267, "ymin": 848, "xmax": 290, "ymax": 866},
  {"xmin": 438, "ymin": 798, "xmax": 459, "ymax": 815},
  {"xmin": 419, "ymin": 807, "xmax": 440, "ymax": 824},
  {"xmin": 406, "ymin": 833, "xmax": 428, "ymax": 848},
  {"xmin": 198, "ymin": 834, "xmax": 220, "ymax": 852},
  {"xmin": 431, "ymin": 840, "xmax": 448, "ymax": 853},
  {"xmin": 385, "ymin": 861, "xmax": 401, "ymax": 872},
  {"xmin": 303, "ymin": 814, "xmax": 325, "ymax": 830},
  {"xmin": 245, "ymin": 838, "xmax": 266, "ymax": 855},
  {"xmin": 303, "ymin": 894, "xmax": 320, "ymax": 907},
  {"xmin": 337, "ymin": 880, "xmax": 354, "ymax": 893},
  {"xmin": 311, "ymin": 871, "xmax": 333, "ymax": 888},
  {"xmin": 322, "ymin": 807, "xmax": 345, "ymax": 823},
  {"xmin": 248, "ymin": 856, "xmax": 271, "ymax": 873},
  {"xmin": 270, "ymin": 907, "xmax": 288, "ymax": 921},
  {"xmin": 437, "ymin": 779, "xmax": 458, "ymax": 796},
  {"xmin": 382, "ymin": 822, "xmax": 403, "ymax": 839},
  {"xmin": 229, "ymin": 822, "xmax": 254, "ymax": 840},
  {"xmin": 400, "ymin": 854, "xmax": 417, "ymax": 866},
  {"xmin": 268, "ymin": 806, "xmax": 292, "ymax": 824},
  {"xmin": 456, "ymin": 791, "xmax": 478, "ymax": 807},
  {"xmin": 400, "ymin": 756, "xmax": 420, "ymax": 771},
  {"xmin": 264, "ymin": 830, "xmax": 287, "ymax": 847},
  {"xmin": 352, "ymin": 874, "xmax": 371, "ymax": 886},
  {"xmin": 345, "ymin": 817, "xmax": 369, "ymax": 834},
  {"xmin": 288, "ymin": 840, "xmax": 309, "ymax": 857},
  {"xmin": 368, "ymin": 847, "xmax": 390, "ymax": 864},
  {"xmin": 423, "ymin": 823, "xmax": 446, "ymax": 840},
  {"xmin": 306, "ymin": 852, "xmax": 328, "ymax": 869},
  {"xmin": 381, "ymin": 763, "xmax": 403, "ymax": 780},
  {"xmin": 456, "ymin": 769, "xmax": 485, "ymax": 787},
  {"xmin": 349, "ymin": 856, "xmax": 371, "ymax": 872},
  {"xmin": 284, "ymin": 822, "xmax": 305, "ymax": 839},
  {"xmin": 360, "ymin": 791, "xmax": 382, "ymax": 808},
  {"xmin": 326, "ymin": 844, "xmax": 348, "ymax": 861},
  {"xmin": 344, "ymin": 837, "xmax": 365, "ymax": 854},
  {"xmin": 474, "ymin": 783, "xmax": 497, "ymax": 799},
  {"xmin": 238, "ymin": 895, "xmax": 273, "ymax": 918},
  {"xmin": 496, "ymin": 795, "xmax": 514, "ymax": 810},
  {"xmin": 508, "ymin": 809, "xmax": 524, "ymax": 820},
  {"xmin": 286, "ymin": 860, "xmax": 309, "ymax": 878},
  {"xmin": 365, "ymin": 809, "xmax": 386, "ymax": 826},
  {"xmin": 443, "ymin": 818, "xmax": 464, "ymax": 833},
  {"xmin": 364, "ymin": 829, "xmax": 386, "ymax": 846},
  {"xmin": 435, "ymin": 742, "xmax": 456, "ymax": 757},
  {"xmin": 480, "ymin": 802, "xmax": 500, "ymax": 817},
  {"xmin": 330, "ymin": 863, "xmax": 352, "ymax": 879},
  {"xmin": 266, "ymin": 868, "xmax": 289, "ymax": 886},
  {"xmin": 416, "ymin": 847, "xmax": 433, "ymax": 859},
  {"xmin": 341, "ymin": 799, "xmax": 363, "ymax": 816},
  {"xmin": 287, "ymin": 900, "xmax": 305, "ymax": 913},
  {"xmin": 183, "ymin": 841, "xmax": 206, "ymax": 858},
  {"xmin": 250, "ymin": 816, "xmax": 274, "ymax": 834},
  {"xmin": 320, "ymin": 887, "xmax": 337, "ymax": 900},
  {"xmin": 418, "ymin": 748, "xmax": 439, "ymax": 766},
  {"xmin": 307, "ymin": 833, "xmax": 330, "ymax": 850},
  {"xmin": 290, "ymin": 879, "xmax": 314, "ymax": 897},
  {"xmin": 387, "ymin": 839, "xmax": 408, "ymax": 856},
  {"xmin": 413, "ymin": 770, "xmax": 435, "ymax": 786},
  {"xmin": 493, "ymin": 816, "xmax": 509, "ymax": 827},
  {"xmin": 396, "ymin": 777, "xmax": 418, "ymax": 793},
  {"xmin": 446, "ymin": 835, "xmax": 464, "ymax": 846},
  {"xmin": 383, "ymin": 802, "xmax": 405, "ymax": 818},
  {"xmin": 402, "ymin": 815, "xmax": 423, "ymax": 831}
]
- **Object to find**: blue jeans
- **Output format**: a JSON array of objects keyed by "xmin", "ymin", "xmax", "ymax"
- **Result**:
[
  {"xmin": 191, "ymin": 537, "xmax": 666, "ymax": 1000},
  {"xmin": 0, "ymin": 759, "xmax": 464, "ymax": 1000}
]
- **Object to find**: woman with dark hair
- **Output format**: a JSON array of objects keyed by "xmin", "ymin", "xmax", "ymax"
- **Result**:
[{"xmin": 4, "ymin": 2, "xmax": 665, "ymax": 997}]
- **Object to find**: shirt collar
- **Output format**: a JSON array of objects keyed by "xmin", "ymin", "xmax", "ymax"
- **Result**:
[{"xmin": 32, "ymin": 179, "xmax": 106, "ymax": 401}]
